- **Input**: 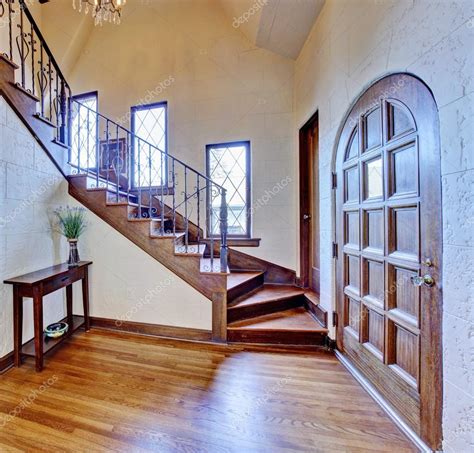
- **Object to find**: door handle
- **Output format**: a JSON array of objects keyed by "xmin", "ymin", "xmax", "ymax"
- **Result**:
[
  {"xmin": 303, "ymin": 214, "xmax": 311, "ymax": 220},
  {"xmin": 411, "ymin": 274, "xmax": 435, "ymax": 287}
]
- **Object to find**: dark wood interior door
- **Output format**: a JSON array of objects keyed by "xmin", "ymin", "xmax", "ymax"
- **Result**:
[
  {"xmin": 335, "ymin": 74, "xmax": 442, "ymax": 450},
  {"xmin": 299, "ymin": 113, "xmax": 320, "ymax": 292}
]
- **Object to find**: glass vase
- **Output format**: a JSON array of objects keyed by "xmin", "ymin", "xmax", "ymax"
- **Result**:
[{"xmin": 67, "ymin": 239, "xmax": 80, "ymax": 267}]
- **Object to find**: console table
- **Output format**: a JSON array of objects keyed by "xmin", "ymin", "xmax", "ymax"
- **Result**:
[{"xmin": 4, "ymin": 261, "xmax": 92, "ymax": 372}]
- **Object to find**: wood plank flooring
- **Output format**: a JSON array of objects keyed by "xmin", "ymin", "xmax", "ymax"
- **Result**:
[{"xmin": 0, "ymin": 329, "xmax": 416, "ymax": 452}]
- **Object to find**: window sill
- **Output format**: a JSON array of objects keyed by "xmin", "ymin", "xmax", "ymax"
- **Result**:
[{"xmin": 203, "ymin": 238, "xmax": 261, "ymax": 247}]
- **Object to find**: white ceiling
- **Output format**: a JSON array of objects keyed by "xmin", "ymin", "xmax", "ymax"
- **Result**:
[{"xmin": 219, "ymin": 0, "xmax": 325, "ymax": 60}]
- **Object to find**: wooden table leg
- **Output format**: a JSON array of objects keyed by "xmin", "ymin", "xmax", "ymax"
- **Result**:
[
  {"xmin": 13, "ymin": 285, "xmax": 23, "ymax": 367},
  {"xmin": 33, "ymin": 286, "xmax": 44, "ymax": 372},
  {"xmin": 66, "ymin": 284, "xmax": 73, "ymax": 336},
  {"xmin": 82, "ymin": 268, "xmax": 90, "ymax": 331}
]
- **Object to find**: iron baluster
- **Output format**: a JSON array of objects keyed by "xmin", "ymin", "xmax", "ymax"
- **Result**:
[
  {"xmin": 29, "ymin": 24, "xmax": 35, "ymax": 96},
  {"xmin": 86, "ymin": 108, "xmax": 90, "ymax": 176},
  {"xmin": 115, "ymin": 123, "xmax": 119, "ymax": 202},
  {"xmin": 105, "ymin": 119, "xmax": 110, "ymax": 189},
  {"xmin": 59, "ymin": 80, "xmax": 67, "ymax": 144},
  {"xmin": 127, "ymin": 132, "xmax": 131, "ymax": 205},
  {"xmin": 172, "ymin": 160, "xmax": 176, "ymax": 237},
  {"xmin": 196, "ymin": 176, "xmax": 201, "ymax": 243},
  {"xmin": 8, "ymin": 0, "xmax": 13, "ymax": 61},
  {"xmin": 148, "ymin": 144, "xmax": 152, "ymax": 220},
  {"xmin": 184, "ymin": 167, "xmax": 188, "ymax": 251},
  {"xmin": 18, "ymin": 3, "xmax": 25, "ymax": 88},
  {"xmin": 38, "ymin": 44, "xmax": 44, "ymax": 116},
  {"xmin": 48, "ymin": 58, "xmax": 52, "ymax": 121},
  {"xmin": 55, "ymin": 73, "xmax": 59, "ymax": 137},
  {"xmin": 220, "ymin": 188, "xmax": 228, "ymax": 273},
  {"xmin": 95, "ymin": 109, "xmax": 99, "ymax": 189},
  {"xmin": 76, "ymin": 101, "xmax": 81, "ymax": 170}
]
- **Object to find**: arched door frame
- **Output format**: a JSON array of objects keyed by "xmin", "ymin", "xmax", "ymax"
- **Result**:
[{"xmin": 331, "ymin": 72, "xmax": 443, "ymax": 450}]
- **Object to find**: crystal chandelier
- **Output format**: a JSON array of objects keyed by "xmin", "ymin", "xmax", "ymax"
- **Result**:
[{"xmin": 72, "ymin": 0, "xmax": 126, "ymax": 26}]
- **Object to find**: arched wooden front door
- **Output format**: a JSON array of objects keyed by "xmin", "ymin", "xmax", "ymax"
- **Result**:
[{"xmin": 335, "ymin": 73, "xmax": 442, "ymax": 449}]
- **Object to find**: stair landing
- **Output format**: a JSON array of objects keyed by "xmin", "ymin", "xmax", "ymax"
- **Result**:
[{"xmin": 228, "ymin": 307, "xmax": 328, "ymax": 346}]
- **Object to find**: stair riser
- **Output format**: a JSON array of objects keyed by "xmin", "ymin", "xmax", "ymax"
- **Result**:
[
  {"xmin": 227, "ymin": 330, "xmax": 327, "ymax": 346},
  {"xmin": 227, "ymin": 273, "xmax": 264, "ymax": 303},
  {"xmin": 227, "ymin": 296, "xmax": 303, "ymax": 323}
]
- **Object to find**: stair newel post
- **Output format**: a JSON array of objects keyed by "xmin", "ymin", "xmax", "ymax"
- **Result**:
[
  {"xmin": 137, "ymin": 139, "xmax": 142, "ymax": 219},
  {"xmin": 219, "ymin": 187, "xmax": 228, "ymax": 273},
  {"xmin": 184, "ymin": 166, "xmax": 188, "ymax": 251},
  {"xmin": 160, "ymin": 151, "xmax": 164, "ymax": 234},
  {"xmin": 209, "ymin": 182, "xmax": 214, "ymax": 271}
]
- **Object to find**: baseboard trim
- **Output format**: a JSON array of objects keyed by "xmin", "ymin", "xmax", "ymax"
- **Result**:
[
  {"xmin": 90, "ymin": 317, "xmax": 213, "ymax": 343},
  {"xmin": 0, "ymin": 352, "xmax": 14, "ymax": 374},
  {"xmin": 335, "ymin": 350, "xmax": 432, "ymax": 453}
]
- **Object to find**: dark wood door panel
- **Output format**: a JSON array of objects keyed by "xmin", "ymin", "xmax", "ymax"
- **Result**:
[{"xmin": 335, "ymin": 74, "xmax": 442, "ymax": 450}]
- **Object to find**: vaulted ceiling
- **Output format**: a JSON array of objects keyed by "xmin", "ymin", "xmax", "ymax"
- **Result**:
[{"xmin": 219, "ymin": 0, "xmax": 325, "ymax": 59}]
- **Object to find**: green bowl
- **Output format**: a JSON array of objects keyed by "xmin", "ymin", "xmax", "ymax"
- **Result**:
[{"xmin": 45, "ymin": 322, "xmax": 69, "ymax": 339}]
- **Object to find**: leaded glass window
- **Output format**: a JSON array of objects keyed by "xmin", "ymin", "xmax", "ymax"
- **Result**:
[
  {"xmin": 206, "ymin": 141, "xmax": 251, "ymax": 237},
  {"xmin": 131, "ymin": 102, "xmax": 167, "ymax": 187},
  {"xmin": 70, "ymin": 92, "xmax": 98, "ymax": 170}
]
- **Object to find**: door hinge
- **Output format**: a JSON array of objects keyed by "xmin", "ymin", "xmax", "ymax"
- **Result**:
[
  {"xmin": 332, "ymin": 172, "xmax": 337, "ymax": 189},
  {"xmin": 332, "ymin": 242, "xmax": 338, "ymax": 258},
  {"xmin": 332, "ymin": 311, "xmax": 338, "ymax": 328}
]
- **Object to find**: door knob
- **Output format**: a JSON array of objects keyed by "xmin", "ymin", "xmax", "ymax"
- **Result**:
[
  {"xmin": 303, "ymin": 214, "xmax": 311, "ymax": 220},
  {"xmin": 411, "ymin": 274, "xmax": 435, "ymax": 287}
]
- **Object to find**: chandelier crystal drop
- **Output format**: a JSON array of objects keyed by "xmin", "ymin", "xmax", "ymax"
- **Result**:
[{"xmin": 72, "ymin": 0, "xmax": 126, "ymax": 26}]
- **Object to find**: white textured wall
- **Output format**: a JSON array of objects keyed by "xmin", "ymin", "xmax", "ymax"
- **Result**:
[
  {"xmin": 294, "ymin": 1, "xmax": 474, "ymax": 451},
  {"xmin": 0, "ymin": 96, "xmax": 211, "ymax": 359},
  {"xmin": 61, "ymin": 0, "xmax": 297, "ymax": 270}
]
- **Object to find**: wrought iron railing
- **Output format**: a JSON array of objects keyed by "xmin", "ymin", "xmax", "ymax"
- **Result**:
[
  {"xmin": 0, "ymin": 0, "xmax": 229, "ymax": 273},
  {"xmin": 0, "ymin": 0, "xmax": 71, "ymax": 144},
  {"xmin": 69, "ymin": 98, "xmax": 229, "ymax": 273}
]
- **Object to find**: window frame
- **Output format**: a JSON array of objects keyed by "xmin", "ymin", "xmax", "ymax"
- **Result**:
[
  {"xmin": 70, "ymin": 91, "xmax": 99, "ymax": 170},
  {"xmin": 206, "ymin": 140, "xmax": 251, "ymax": 239},
  {"xmin": 130, "ymin": 101, "xmax": 168, "ymax": 188}
]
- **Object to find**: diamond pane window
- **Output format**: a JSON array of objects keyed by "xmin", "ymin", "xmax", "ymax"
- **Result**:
[
  {"xmin": 206, "ymin": 142, "xmax": 251, "ymax": 237},
  {"xmin": 70, "ymin": 92, "xmax": 98, "ymax": 170},
  {"xmin": 131, "ymin": 102, "xmax": 167, "ymax": 187}
]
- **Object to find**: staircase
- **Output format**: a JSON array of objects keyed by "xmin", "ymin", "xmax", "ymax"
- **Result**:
[{"xmin": 0, "ymin": 0, "xmax": 328, "ymax": 346}]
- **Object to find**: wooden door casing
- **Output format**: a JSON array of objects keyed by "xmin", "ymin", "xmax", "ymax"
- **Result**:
[{"xmin": 335, "ymin": 74, "xmax": 442, "ymax": 450}]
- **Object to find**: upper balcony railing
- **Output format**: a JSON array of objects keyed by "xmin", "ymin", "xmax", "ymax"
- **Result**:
[
  {"xmin": 0, "ymin": 0, "xmax": 229, "ymax": 273},
  {"xmin": 0, "ymin": 0, "xmax": 71, "ymax": 144}
]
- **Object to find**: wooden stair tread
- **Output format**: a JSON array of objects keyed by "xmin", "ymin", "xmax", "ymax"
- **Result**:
[
  {"xmin": 229, "ymin": 284, "xmax": 304, "ymax": 309},
  {"xmin": 227, "ymin": 272, "xmax": 264, "ymax": 290},
  {"xmin": 228, "ymin": 307, "xmax": 327, "ymax": 331},
  {"xmin": 304, "ymin": 290, "xmax": 320, "ymax": 306}
]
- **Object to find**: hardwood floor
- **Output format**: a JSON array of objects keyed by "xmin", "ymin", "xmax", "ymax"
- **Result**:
[{"xmin": 0, "ymin": 329, "xmax": 416, "ymax": 452}]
